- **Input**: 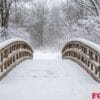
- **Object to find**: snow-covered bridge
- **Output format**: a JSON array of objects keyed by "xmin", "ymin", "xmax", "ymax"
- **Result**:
[
  {"xmin": 62, "ymin": 38, "xmax": 100, "ymax": 82},
  {"xmin": 0, "ymin": 38, "xmax": 100, "ymax": 100},
  {"xmin": 0, "ymin": 38, "xmax": 33, "ymax": 80}
]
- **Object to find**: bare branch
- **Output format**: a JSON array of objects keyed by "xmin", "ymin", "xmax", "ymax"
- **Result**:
[{"xmin": 75, "ymin": 0, "xmax": 96, "ymax": 15}]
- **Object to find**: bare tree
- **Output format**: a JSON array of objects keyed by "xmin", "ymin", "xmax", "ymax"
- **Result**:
[
  {"xmin": 31, "ymin": 0, "xmax": 48, "ymax": 47},
  {"xmin": 75, "ymin": 0, "xmax": 100, "ymax": 16},
  {"xmin": 0, "ymin": 0, "xmax": 13, "ymax": 37},
  {"xmin": 90, "ymin": 0, "xmax": 100, "ymax": 16},
  {"xmin": 14, "ymin": 0, "xmax": 31, "ymax": 24},
  {"xmin": 0, "ymin": 0, "xmax": 29, "ymax": 37}
]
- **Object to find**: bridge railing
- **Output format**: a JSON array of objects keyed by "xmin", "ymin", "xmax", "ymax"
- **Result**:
[
  {"xmin": 0, "ymin": 38, "xmax": 33, "ymax": 80},
  {"xmin": 62, "ymin": 38, "xmax": 100, "ymax": 82}
]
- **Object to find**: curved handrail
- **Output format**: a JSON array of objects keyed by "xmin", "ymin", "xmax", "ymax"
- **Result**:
[
  {"xmin": 0, "ymin": 38, "xmax": 33, "ymax": 80},
  {"xmin": 62, "ymin": 38, "xmax": 100, "ymax": 82}
]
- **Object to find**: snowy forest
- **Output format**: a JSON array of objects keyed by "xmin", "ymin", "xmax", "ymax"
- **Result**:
[{"xmin": 0, "ymin": 0, "xmax": 100, "ymax": 51}]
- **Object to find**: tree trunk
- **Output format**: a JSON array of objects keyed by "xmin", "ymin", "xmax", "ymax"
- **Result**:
[
  {"xmin": 0, "ymin": 0, "xmax": 11, "ymax": 37},
  {"xmin": 40, "ymin": 20, "xmax": 43, "ymax": 47}
]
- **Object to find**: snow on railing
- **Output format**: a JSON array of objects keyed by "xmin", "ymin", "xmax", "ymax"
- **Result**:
[
  {"xmin": 0, "ymin": 38, "xmax": 33, "ymax": 80},
  {"xmin": 62, "ymin": 38, "xmax": 100, "ymax": 82}
]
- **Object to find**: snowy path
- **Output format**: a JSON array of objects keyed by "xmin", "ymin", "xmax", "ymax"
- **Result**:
[{"xmin": 0, "ymin": 52, "xmax": 100, "ymax": 100}]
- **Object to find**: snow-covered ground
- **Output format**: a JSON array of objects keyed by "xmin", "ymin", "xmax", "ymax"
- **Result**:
[{"xmin": 0, "ymin": 51, "xmax": 100, "ymax": 100}]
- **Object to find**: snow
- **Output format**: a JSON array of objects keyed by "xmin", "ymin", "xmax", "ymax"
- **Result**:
[
  {"xmin": 63, "ymin": 38, "xmax": 100, "ymax": 53},
  {"xmin": 0, "ymin": 38, "xmax": 32, "ymax": 50},
  {"xmin": 0, "ymin": 51, "xmax": 100, "ymax": 100},
  {"xmin": 34, "ymin": 51, "xmax": 61, "ymax": 60}
]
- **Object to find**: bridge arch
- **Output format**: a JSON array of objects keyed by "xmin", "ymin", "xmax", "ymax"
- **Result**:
[
  {"xmin": 0, "ymin": 38, "xmax": 33, "ymax": 80},
  {"xmin": 62, "ymin": 38, "xmax": 100, "ymax": 82}
]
